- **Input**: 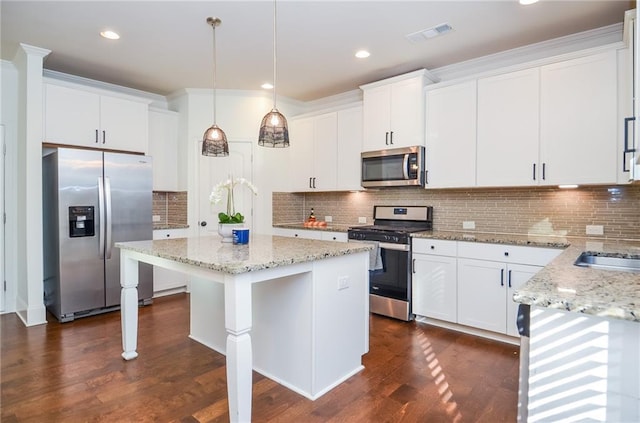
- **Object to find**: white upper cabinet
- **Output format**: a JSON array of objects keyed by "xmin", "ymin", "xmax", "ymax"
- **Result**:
[
  {"xmin": 425, "ymin": 80, "xmax": 477, "ymax": 188},
  {"xmin": 539, "ymin": 50, "xmax": 618, "ymax": 185},
  {"xmin": 336, "ymin": 106, "xmax": 363, "ymax": 191},
  {"xmin": 44, "ymin": 82, "xmax": 150, "ymax": 153},
  {"xmin": 289, "ymin": 112, "xmax": 338, "ymax": 191},
  {"xmin": 148, "ymin": 109, "xmax": 180, "ymax": 191},
  {"xmin": 477, "ymin": 68, "xmax": 540, "ymax": 187},
  {"xmin": 361, "ymin": 70, "xmax": 428, "ymax": 151}
]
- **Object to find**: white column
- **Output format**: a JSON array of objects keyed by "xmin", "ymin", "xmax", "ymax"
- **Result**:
[
  {"xmin": 120, "ymin": 252, "xmax": 139, "ymax": 360},
  {"xmin": 224, "ymin": 273, "xmax": 253, "ymax": 422},
  {"xmin": 12, "ymin": 43, "xmax": 50, "ymax": 326}
]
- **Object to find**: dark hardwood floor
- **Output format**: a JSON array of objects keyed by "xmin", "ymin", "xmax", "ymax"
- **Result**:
[{"xmin": 1, "ymin": 294, "xmax": 520, "ymax": 422}]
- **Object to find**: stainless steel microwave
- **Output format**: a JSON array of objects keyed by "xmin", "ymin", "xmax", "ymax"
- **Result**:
[{"xmin": 361, "ymin": 146, "xmax": 425, "ymax": 188}]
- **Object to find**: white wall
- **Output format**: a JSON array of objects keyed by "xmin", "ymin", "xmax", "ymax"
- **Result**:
[{"xmin": 1, "ymin": 60, "xmax": 19, "ymax": 313}]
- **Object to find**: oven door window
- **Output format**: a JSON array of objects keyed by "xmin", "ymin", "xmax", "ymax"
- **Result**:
[{"xmin": 370, "ymin": 247, "xmax": 410, "ymax": 301}]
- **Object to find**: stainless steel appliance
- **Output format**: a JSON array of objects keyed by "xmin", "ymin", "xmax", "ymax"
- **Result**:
[
  {"xmin": 42, "ymin": 148, "xmax": 153, "ymax": 322},
  {"xmin": 361, "ymin": 145, "xmax": 425, "ymax": 188},
  {"xmin": 348, "ymin": 205, "xmax": 433, "ymax": 321}
]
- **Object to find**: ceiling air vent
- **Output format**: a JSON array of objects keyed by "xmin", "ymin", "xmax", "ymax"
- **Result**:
[{"xmin": 406, "ymin": 23, "xmax": 453, "ymax": 43}]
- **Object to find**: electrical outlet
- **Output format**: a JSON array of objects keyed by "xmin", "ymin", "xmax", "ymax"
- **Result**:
[
  {"xmin": 152, "ymin": 215, "xmax": 161, "ymax": 222},
  {"xmin": 338, "ymin": 276, "xmax": 349, "ymax": 290},
  {"xmin": 325, "ymin": 216, "xmax": 333, "ymax": 223},
  {"xmin": 586, "ymin": 225, "xmax": 604, "ymax": 235},
  {"xmin": 463, "ymin": 221, "xmax": 475, "ymax": 230},
  {"xmin": 358, "ymin": 217, "xmax": 367, "ymax": 224}
]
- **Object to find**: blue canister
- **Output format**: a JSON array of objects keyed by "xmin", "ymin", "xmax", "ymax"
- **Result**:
[{"xmin": 232, "ymin": 228, "xmax": 250, "ymax": 245}]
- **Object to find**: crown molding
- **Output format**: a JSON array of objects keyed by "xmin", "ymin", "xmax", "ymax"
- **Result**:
[{"xmin": 432, "ymin": 22, "xmax": 624, "ymax": 83}]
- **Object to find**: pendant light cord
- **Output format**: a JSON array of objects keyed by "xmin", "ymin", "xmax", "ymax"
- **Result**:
[
  {"xmin": 272, "ymin": 0, "xmax": 277, "ymax": 109},
  {"xmin": 212, "ymin": 21, "xmax": 218, "ymax": 124}
]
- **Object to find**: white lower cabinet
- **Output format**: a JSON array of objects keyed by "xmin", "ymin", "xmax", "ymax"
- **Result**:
[
  {"xmin": 457, "ymin": 259, "xmax": 541, "ymax": 336},
  {"xmin": 152, "ymin": 229, "xmax": 189, "ymax": 295},
  {"xmin": 412, "ymin": 238, "xmax": 562, "ymax": 339},
  {"xmin": 456, "ymin": 241, "xmax": 562, "ymax": 337},
  {"xmin": 412, "ymin": 239, "xmax": 457, "ymax": 323}
]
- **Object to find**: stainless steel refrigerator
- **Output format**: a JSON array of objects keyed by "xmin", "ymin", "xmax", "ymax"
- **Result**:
[{"xmin": 43, "ymin": 148, "xmax": 153, "ymax": 322}]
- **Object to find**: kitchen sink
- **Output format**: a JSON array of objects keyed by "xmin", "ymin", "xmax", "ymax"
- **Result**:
[{"xmin": 574, "ymin": 252, "xmax": 640, "ymax": 272}]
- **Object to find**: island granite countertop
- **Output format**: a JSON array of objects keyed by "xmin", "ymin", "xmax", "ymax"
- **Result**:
[
  {"xmin": 117, "ymin": 234, "xmax": 373, "ymax": 275},
  {"xmin": 272, "ymin": 223, "xmax": 354, "ymax": 232}
]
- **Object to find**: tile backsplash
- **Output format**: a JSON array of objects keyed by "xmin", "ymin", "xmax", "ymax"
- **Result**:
[
  {"xmin": 273, "ymin": 185, "xmax": 640, "ymax": 240},
  {"xmin": 153, "ymin": 191, "xmax": 188, "ymax": 226}
]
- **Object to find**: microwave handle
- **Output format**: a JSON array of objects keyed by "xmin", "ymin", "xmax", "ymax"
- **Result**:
[{"xmin": 403, "ymin": 154, "xmax": 409, "ymax": 180}]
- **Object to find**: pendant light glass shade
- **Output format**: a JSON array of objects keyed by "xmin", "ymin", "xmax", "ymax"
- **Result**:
[
  {"xmin": 258, "ymin": 0, "xmax": 289, "ymax": 148},
  {"xmin": 202, "ymin": 17, "xmax": 229, "ymax": 157}
]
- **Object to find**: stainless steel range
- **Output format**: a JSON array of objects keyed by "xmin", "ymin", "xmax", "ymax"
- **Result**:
[{"xmin": 348, "ymin": 206, "xmax": 433, "ymax": 321}]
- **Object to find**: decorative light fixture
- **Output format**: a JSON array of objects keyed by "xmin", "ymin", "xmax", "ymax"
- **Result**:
[
  {"xmin": 202, "ymin": 17, "xmax": 229, "ymax": 157},
  {"xmin": 258, "ymin": 0, "xmax": 289, "ymax": 148}
]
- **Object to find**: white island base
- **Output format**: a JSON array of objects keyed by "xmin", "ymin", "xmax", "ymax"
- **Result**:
[
  {"xmin": 189, "ymin": 253, "xmax": 369, "ymax": 401},
  {"xmin": 117, "ymin": 235, "xmax": 372, "ymax": 423}
]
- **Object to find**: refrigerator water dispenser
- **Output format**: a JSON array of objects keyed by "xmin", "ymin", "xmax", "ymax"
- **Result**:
[{"xmin": 69, "ymin": 206, "xmax": 95, "ymax": 237}]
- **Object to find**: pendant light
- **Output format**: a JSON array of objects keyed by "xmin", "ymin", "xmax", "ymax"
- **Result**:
[
  {"xmin": 202, "ymin": 17, "xmax": 229, "ymax": 157},
  {"xmin": 258, "ymin": 0, "xmax": 289, "ymax": 148}
]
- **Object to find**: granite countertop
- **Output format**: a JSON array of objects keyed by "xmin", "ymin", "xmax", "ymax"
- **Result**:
[
  {"xmin": 411, "ymin": 230, "xmax": 571, "ymax": 249},
  {"xmin": 153, "ymin": 224, "xmax": 190, "ymax": 230},
  {"xmin": 273, "ymin": 223, "xmax": 355, "ymax": 233},
  {"xmin": 116, "ymin": 234, "xmax": 373, "ymax": 275},
  {"xmin": 513, "ymin": 239, "xmax": 640, "ymax": 322}
]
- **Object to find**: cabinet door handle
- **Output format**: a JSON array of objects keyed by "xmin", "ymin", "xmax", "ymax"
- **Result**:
[
  {"xmin": 542, "ymin": 163, "xmax": 546, "ymax": 180},
  {"xmin": 425, "ymin": 170, "xmax": 429, "ymax": 185},
  {"xmin": 532, "ymin": 163, "xmax": 536, "ymax": 181},
  {"xmin": 102, "ymin": 130, "xmax": 106, "ymax": 144},
  {"xmin": 508, "ymin": 270, "xmax": 512, "ymax": 288},
  {"xmin": 95, "ymin": 129, "xmax": 99, "ymax": 143},
  {"xmin": 390, "ymin": 131, "xmax": 394, "ymax": 145},
  {"xmin": 309, "ymin": 177, "xmax": 313, "ymax": 189},
  {"xmin": 624, "ymin": 117, "xmax": 636, "ymax": 172},
  {"xmin": 385, "ymin": 132, "xmax": 389, "ymax": 145},
  {"xmin": 412, "ymin": 258, "xmax": 416, "ymax": 274},
  {"xmin": 313, "ymin": 177, "xmax": 316, "ymax": 189},
  {"xmin": 500, "ymin": 268, "xmax": 504, "ymax": 286}
]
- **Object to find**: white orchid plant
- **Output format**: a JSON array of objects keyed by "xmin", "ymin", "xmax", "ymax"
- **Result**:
[{"xmin": 209, "ymin": 176, "xmax": 258, "ymax": 224}]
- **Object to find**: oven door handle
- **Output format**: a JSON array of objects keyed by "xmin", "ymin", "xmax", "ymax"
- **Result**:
[{"xmin": 379, "ymin": 242, "xmax": 410, "ymax": 252}]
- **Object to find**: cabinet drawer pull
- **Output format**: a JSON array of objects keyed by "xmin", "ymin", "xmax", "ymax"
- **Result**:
[
  {"xmin": 430, "ymin": 245, "xmax": 435, "ymax": 250},
  {"xmin": 504, "ymin": 251, "xmax": 509, "ymax": 257}
]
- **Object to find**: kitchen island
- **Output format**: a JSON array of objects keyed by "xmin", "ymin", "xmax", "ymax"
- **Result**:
[
  {"xmin": 116, "ymin": 235, "xmax": 373, "ymax": 423},
  {"xmin": 513, "ymin": 239, "xmax": 640, "ymax": 422}
]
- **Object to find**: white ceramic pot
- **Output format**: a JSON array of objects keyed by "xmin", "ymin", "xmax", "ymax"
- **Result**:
[{"xmin": 218, "ymin": 223, "xmax": 244, "ymax": 243}]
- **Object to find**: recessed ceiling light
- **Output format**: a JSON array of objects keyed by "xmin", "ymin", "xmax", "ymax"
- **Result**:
[
  {"xmin": 355, "ymin": 50, "xmax": 370, "ymax": 59},
  {"xmin": 100, "ymin": 30, "xmax": 120, "ymax": 40},
  {"xmin": 519, "ymin": 0, "xmax": 539, "ymax": 5},
  {"xmin": 261, "ymin": 83, "xmax": 274, "ymax": 90}
]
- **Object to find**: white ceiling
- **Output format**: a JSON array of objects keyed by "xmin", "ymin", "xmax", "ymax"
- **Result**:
[{"xmin": 0, "ymin": 0, "xmax": 633, "ymax": 101}]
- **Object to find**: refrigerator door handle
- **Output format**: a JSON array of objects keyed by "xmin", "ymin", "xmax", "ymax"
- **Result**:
[
  {"xmin": 105, "ymin": 176, "xmax": 113, "ymax": 259},
  {"xmin": 98, "ymin": 177, "xmax": 106, "ymax": 258}
]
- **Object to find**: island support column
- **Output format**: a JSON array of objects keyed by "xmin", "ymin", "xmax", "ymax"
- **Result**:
[
  {"xmin": 120, "ymin": 253, "xmax": 139, "ymax": 360},
  {"xmin": 224, "ymin": 273, "xmax": 253, "ymax": 422}
]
